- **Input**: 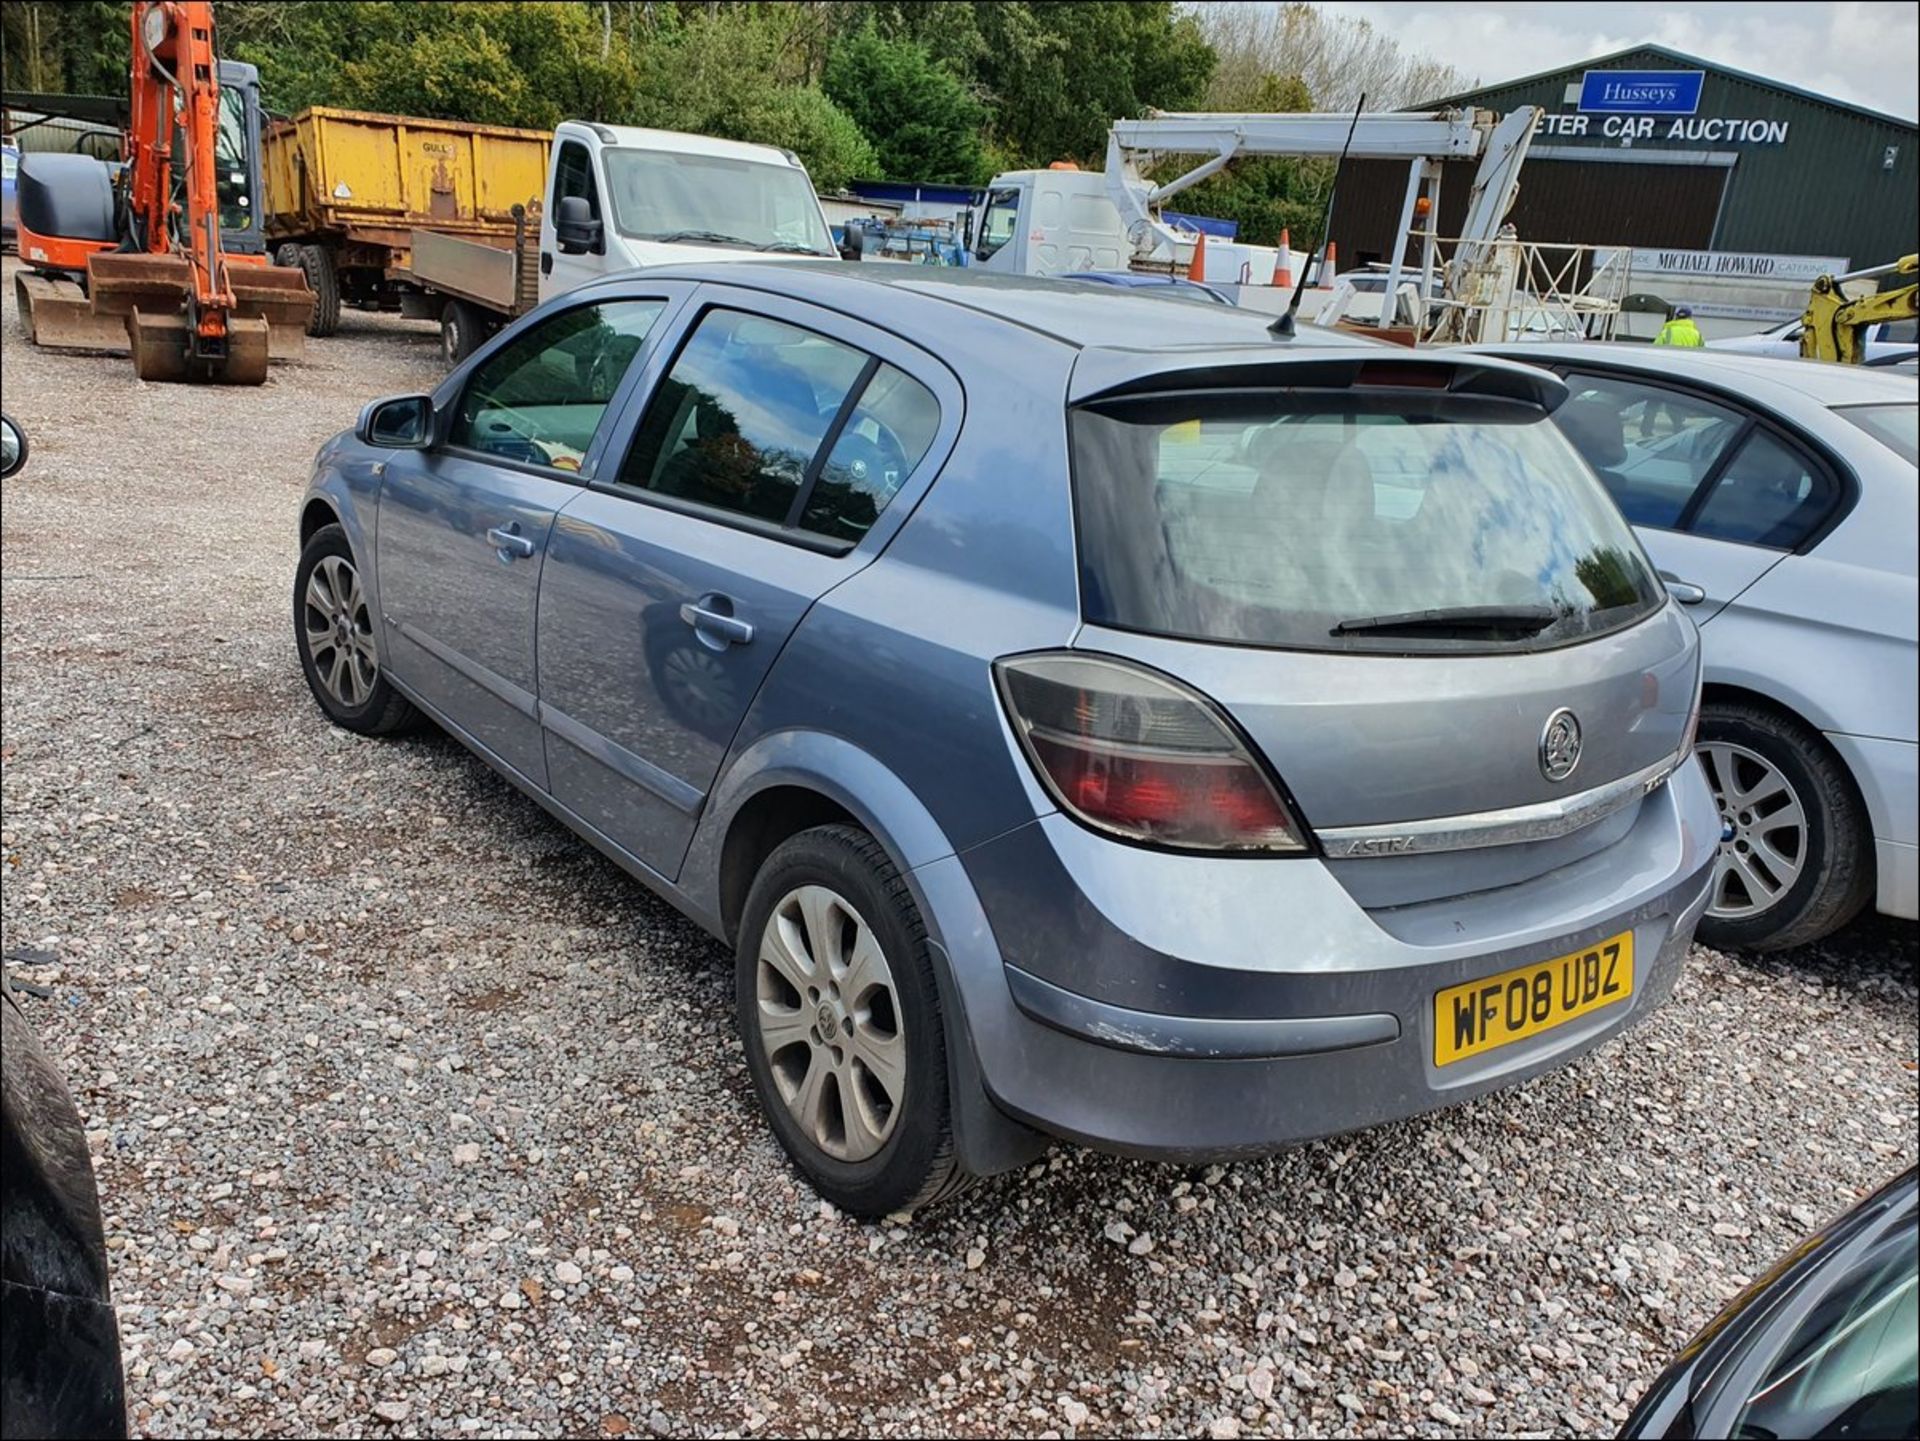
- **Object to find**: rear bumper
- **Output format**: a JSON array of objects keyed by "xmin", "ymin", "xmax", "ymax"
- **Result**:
[{"xmin": 920, "ymin": 760, "xmax": 1718, "ymax": 1160}]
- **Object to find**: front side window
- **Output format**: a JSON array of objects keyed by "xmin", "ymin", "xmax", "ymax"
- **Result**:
[
  {"xmin": 975, "ymin": 189, "xmax": 1019, "ymax": 261},
  {"xmin": 1555, "ymin": 376, "xmax": 1745, "ymax": 529},
  {"xmin": 1689, "ymin": 428, "xmax": 1838, "ymax": 549},
  {"xmin": 1072, "ymin": 390, "xmax": 1663, "ymax": 653},
  {"xmin": 450, "ymin": 300, "xmax": 664, "ymax": 469},
  {"xmin": 553, "ymin": 140, "xmax": 601, "ymax": 219},
  {"xmin": 215, "ymin": 86, "xmax": 253, "ymax": 233},
  {"xmin": 619, "ymin": 309, "xmax": 939, "ymax": 543},
  {"xmin": 602, "ymin": 148, "xmax": 832, "ymax": 255}
]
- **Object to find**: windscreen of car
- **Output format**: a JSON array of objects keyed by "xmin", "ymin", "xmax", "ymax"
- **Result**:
[
  {"xmin": 214, "ymin": 85, "xmax": 253, "ymax": 233},
  {"xmin": 1071, "ymin": 390, "xmax": 1664, "ymax": 653},
  {"xmin": 1834, "ymin": 403, "xmax": 1919, "ymax": 465},
  {"xmin": 602, "ymin": 148, "xmax": 834, "ymax": 255}
]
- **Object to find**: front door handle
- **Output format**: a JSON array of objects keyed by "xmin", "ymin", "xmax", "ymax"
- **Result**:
[
  {"xmin": 486, "ymin": 524, "xmax": 536, "ymax": 561},
  {"xmin": 1660, "ymin": 572, "xmax": 1707, "ymax": 605},
  {"xmin": 539, "ymin": 250, "xmax": 553, "ymax": 276},
  {"xmin": 680, "ymin": 599, "xmax": 754, "ymax": 647}
]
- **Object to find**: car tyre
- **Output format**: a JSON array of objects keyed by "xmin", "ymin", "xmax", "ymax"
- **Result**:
[
  {"xmin": 293, "ymin": 523, "xmax": 419, "ymax": 736},
  {"xmin": 441, "ymin": 298, "xmax": 482, "ymax": 365},
  {"xmin": 1694, "ymin": 701, "xmax": 1872, "ymax": 952},
  {"xmin": 735, "ymin": 825, "xmax": 968, "ymax": 1218},
  {"xmin": 273, "ymin": 241, "xmax": 303, "ymax": 271},
  {"xmin": 299, "ymin": 243, "xmax": 340, "ymax": 337}
]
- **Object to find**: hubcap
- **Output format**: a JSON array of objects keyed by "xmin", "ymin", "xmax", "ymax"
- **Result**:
[
  {"xmin": 1699, "ymin": 742, "xmax": 1807, "ymax": 920},
  {"xmin": 754, "ymin": 885, "xmax": 906, "ymax": 1163},
  {"xmin": 302, "ymin": 554, "xmax": 379, "ymax": 709}
]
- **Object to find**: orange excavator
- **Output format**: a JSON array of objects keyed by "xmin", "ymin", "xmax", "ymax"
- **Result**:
[{"xmin": 12, "ymin": 1, "xmax": 313, "ymax": 383}]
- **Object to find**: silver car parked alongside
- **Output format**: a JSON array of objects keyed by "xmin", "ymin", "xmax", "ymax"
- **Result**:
[
  {"xmin": 1480, "ymin": 344, "xmax": 1918, "ymax": 950},
  {"xmin": 295, "ymin": 264, "xmax": 1717, "ymax": 1215}
]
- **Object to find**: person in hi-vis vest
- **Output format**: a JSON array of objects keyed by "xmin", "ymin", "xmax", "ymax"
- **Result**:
[{"xmin": 1655, "ymin": 305, "xmax": 1704, "ymax": 347}]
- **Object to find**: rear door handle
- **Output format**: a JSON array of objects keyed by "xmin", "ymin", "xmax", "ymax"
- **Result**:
[
  {"xmin": 486, "ymin": 525, "xmax": 536, "ymax": 560},
  {"xmin": 539, "ymin": 251, "xmax": 553, "ymax": 276},
  {"xmin": 680, "ymin": 600, "xmax": 754, "ymax": 647},
  {"xmin": 1660, "ymin": 572, "xmax": 1706, "ymax": 605}
]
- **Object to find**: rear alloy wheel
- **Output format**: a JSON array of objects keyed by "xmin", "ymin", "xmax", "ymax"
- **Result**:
[
  {"xmin": 1693, "ymin": 703, "xmax": 1871, "ymax": 952},
  {"xmin": 735, "ymin": 825, "xmax": 965, "ymax": 1217},
  {"xmin": 293, "ymin": 523, "xmax": 419, "ymax": 736}
]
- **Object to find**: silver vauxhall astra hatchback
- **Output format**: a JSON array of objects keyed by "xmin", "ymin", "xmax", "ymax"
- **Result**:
[{"xmin": 294, "ymin": 263, "xmax": 1718, "ymax": 1216}]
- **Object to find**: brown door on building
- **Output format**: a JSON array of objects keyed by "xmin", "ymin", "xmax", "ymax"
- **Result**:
[
  {"xmin": 1507, "ymin": 157, "xmax": 1725, "ymax": 249},
  {"xmin": 1332, "ymin": 155, "xmax": 1727, "ymax": 266}
]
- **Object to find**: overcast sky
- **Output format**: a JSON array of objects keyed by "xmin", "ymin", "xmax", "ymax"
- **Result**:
[{"xmin": 1312, "ymin": 0, "xmax": 1919, "ymax": 121}]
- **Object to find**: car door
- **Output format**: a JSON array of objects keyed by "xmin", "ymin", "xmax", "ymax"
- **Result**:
[
  {"xmin": 375, "ymin": 294, "xmax": 678, "ymax": 785},
  {"xmin": 1552, "ymin": 369, "xmax": 1801, "ymax": 622},
  {"xmin": 538, "ymin": 136, "xmax": 607, "ymax": 302},
  {"xmin": 535, "ymin": 290, "xmax": 957, "ymax": 879}
]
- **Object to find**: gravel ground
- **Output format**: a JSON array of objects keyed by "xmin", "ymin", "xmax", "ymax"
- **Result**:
[{"xmin": 2, "ymin": 254, "xmax": 1916, "ymax": 1441}]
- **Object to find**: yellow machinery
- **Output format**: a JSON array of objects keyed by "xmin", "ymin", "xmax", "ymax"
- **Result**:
[
  {"xmin": 260, "ymin": 108, "xmax": 551, "ymax": 335},
  {"xmin": 1800, "ymin": 254, "xmax": 1918, "ymax": 364}
]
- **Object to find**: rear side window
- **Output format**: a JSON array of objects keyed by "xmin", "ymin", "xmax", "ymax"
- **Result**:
[
  {"xmin": 620, "ymin": 309, "xmax": 939, "ymax": 543},
  {"xmin": 1071, "ymin": 391, "xmax": 1663, "ymax": 653},
  {"xmin": 1835, "ymin": 403, "xmax": 1918, "ymax": 464},
  {"xmin": 1689, "ymin": 429, "xmax": 1839, "ymax": 548},
  {"xmin": 1556, "ymin": 377, "xmax": 1744, "ymax": 528},
  {"xmin": 802, "ymin": 363, "xmax": 941, "ymax": 541},
  {"xmin": 450, "ymin": 300, "xmax": 663, "ymax": 469}
]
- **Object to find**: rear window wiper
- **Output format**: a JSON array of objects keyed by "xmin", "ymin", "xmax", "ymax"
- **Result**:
[{"xmin": 1330, "ymin": 605, "xmax": 1559, "ymax": 638}]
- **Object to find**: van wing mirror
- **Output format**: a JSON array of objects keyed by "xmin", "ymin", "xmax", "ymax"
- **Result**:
[
  {"xmin": 356, "ymin": 394, "xmax": 434, "ymax": 449},
  {"xmin": 554, "ymin": 195, "xmax": 603, "ymax": 256}
]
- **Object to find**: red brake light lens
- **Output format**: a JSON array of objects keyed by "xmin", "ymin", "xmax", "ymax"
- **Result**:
[{"xmin": 995, "ymin": 654, "xmax": 1308, "ymax": 853}]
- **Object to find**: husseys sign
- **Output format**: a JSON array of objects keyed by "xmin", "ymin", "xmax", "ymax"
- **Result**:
[
  {"xmin": 1541, "ymin": 70, "xmax": 1791, "ymax": 145},
  {"xmin": 1578, "ymin": 69, "xmax": 1704, "ymax": 114}
]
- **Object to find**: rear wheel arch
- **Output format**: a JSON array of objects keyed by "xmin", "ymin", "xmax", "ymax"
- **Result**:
[
  {"xmin": 718, "ymin": 786, "xmax": 862, "ymax": 946},
  {"xmin": 1695, "ymin": 683, "xmax": 1876, "ymax": 946},
  {"xmin": 1699, "ymin": 682, "xmax": 1866, "ymax": 802}
]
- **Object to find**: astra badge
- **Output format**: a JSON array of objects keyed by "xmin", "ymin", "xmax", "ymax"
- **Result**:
[{"xmin": 1540, "ymin": 708, "xmax": 1583, "ymax": 782}]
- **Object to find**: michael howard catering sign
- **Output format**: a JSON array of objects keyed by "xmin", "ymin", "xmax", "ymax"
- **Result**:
[{"xmin": 1578, "ymin": 70, "xmax": 1705, "ymax": 114}]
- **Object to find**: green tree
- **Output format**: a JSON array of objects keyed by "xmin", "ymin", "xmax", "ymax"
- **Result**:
[
  {"xmin": 823, "ymin": 22, "xmax": 986, "ymax": 183},
  {"xmin": 631, "ymin": 7, "xmax": 877, "ymax": 190},
  {"xmin": 974, "ymin": 1, "xmax": 1214, "ymax": 167}
]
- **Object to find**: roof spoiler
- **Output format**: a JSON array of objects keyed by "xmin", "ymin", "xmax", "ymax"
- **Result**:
[{"xmin": 1068, "ymin": 351, "xmax": 1570, "ymax": 412}]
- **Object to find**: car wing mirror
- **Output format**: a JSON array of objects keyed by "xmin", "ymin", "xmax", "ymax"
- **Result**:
[
  {"xmin": 356, "ymin": 394, "xmax": 434, "ymax": 449},
  {"xmin": 554, "ymin": 195, "xmax": 603, "ymax": 256},
  {"xmin": 0, "ymin": 413, "xmax": 27, "ymax": 479}
]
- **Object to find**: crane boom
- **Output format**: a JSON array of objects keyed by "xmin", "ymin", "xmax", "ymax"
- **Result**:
[{"xmin": 1101, "ymin": 106, "xmax": 1538, "ymax": 283}]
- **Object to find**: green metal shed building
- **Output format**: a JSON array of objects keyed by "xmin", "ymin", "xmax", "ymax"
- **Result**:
[{"xmin": 1333, "ymin": 44, "xmax": 1918, "ymax": 282}]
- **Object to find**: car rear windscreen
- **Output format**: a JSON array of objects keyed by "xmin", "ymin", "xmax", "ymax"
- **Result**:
[{"xmin": 1071, "ymin": 390, "xmax": 1665, "ymax": 652}]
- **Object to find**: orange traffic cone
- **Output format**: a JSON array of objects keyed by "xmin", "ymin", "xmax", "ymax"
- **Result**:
[
  {"xmin": 1272, "ymin": 227, "xmax": 1293, "ymax": 287},
  {"xmin": 1318, "ymin": 240, "xmax": 1338, "ymax": 286},
  {"xmin": 1189, "ymin": 228, "xmax": 1208, "ymax": 283}
]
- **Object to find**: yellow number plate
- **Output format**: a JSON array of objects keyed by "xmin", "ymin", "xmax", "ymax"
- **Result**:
[{"xmin": 1434, "ymin": 932, "xmax": 1634, "ymax": 1066}]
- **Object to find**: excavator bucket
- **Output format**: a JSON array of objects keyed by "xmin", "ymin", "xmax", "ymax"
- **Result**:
[
  {"xmin": 14, "ymin": 271, "xmax": 130, "ymax": 353},
  {"xmin": 126, "ymin": 308, "xmax": 270, "ymax": 385},
  {"xmin": 226, "ymin": 264, "xmax": 315, "ymax": 362},
  {"xmin": 86, "ymin": 253, "xmax": 312, "ymax": 377}
]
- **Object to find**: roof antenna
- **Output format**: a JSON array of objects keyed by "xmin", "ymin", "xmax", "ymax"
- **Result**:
[{"xmin": 1271, "ymin": 93, "xmax": 1366, "ymax": 340}]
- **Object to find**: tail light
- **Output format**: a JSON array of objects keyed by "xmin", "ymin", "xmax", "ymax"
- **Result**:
[{"xmin": 994, "ymin": 653, "xmax": 1308, "ymax": 853}]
